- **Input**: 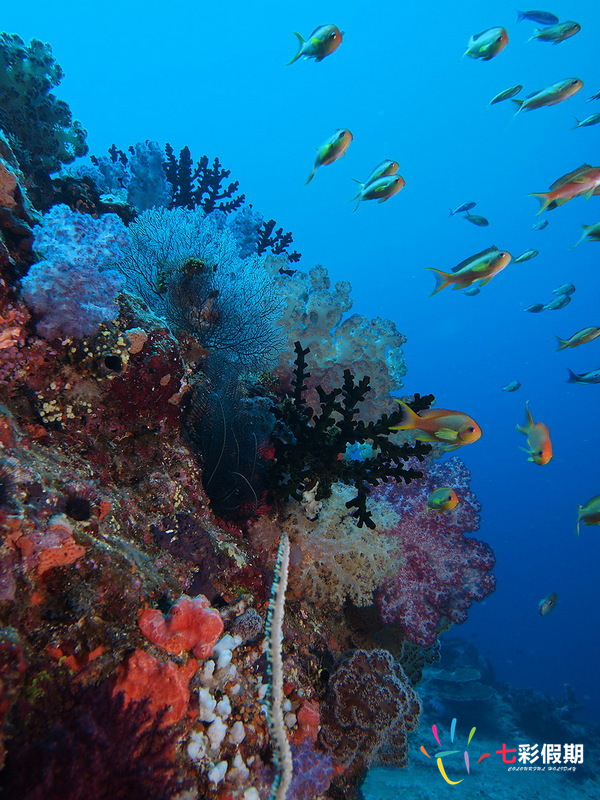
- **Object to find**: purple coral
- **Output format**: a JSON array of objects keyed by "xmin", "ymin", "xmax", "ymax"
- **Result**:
[
  {"xmin": 21, "ymin": 204, "xmax": 128, "ymax": 340},
  {"xmin": 374, "ymin": 457, "xmax": 496, "ymax": 647}
]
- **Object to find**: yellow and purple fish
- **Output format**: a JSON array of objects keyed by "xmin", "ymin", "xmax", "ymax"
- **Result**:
[
  {"xmin": 517, "ymin": 403, "xmax": 552, "ymax": 465},
  {"xmin": 530, "ymin": 164, "xmax": 600, "ymax": 213},
  {"xmin": 427, "ymin": 487, "xmax": 460, "ymax": 512},
  {"xmin": 539, "ymin": 592, "xmax": 557, "ymax": 616},
  {"xmin": 428, "ymin": 246, "xmax": 512, "ymax": 295},
  {"xmin": 577, "ymin": 495, "xmax": 600, "ymax": 534},
  {"xmin": 572, "ymin": 222, "xmax": 600, "ymax": 247},
  {"xmin": 306, "ymin": 129, "xmax": 353, "ymax": 184},
  {"xmin": 357, "ymin": 159, "xmax": 400, "ymax": 188},
  {"xmin": 490, "ymin": 84, "xmax": 523, "ymax": 105},
  {"xmin": 464, "ymin": 27, "xmax": 509, "ymax": 61},
  {"xmin": 390, "ymin": 399, "xmax": 482, "ymax": 450},
  {"xmin": 352, "ymin": 174, "xmax": 405, "ymax": 211},
  {"xmin": 556, "ymin": 327, "xmax": 600, "ymax": 350},
  {"xmin": 287, "ymin": 25, "xmax": 343, "ymax": 65},
  {"xmin": 512, "ymin": 79, "xmax": 583, "ymax": 113},
  {"xmin": 529, "ymin": 21, "xmax": 581, "ymax": 44}
]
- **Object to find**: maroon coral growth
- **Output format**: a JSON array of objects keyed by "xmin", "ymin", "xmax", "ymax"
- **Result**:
[
  {"xmin": 138, "ymin": 594, "xmax": 223, "ymax": 658},
  {"xmin": 105, "ymin": 328, "xmax": 185, "ymax": 427},
  {"xmin": 374, "ymin": 457, "xmax": 496, "ymax": 647},
  {"xmin": 319, "ymin": 649, "xmax": 421, "ymax": 773}
]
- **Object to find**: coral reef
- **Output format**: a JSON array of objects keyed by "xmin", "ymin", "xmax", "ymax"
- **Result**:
[
  {"xmin": 164, "ymin": 144, "xmax": 245, "ymax": 213},
  {"xmin": 0, "ymin": 33, "xmax": 87, "ymax": 182},
  {"xmin": 269, "ymin": 342, "xmax": 433, "ymax": 527},
  {"xmin": 0, "ymin": 35, "xmax": 502, "ymax": 796},
  {"xmin": 116, "ymin": 206, "xmax": 284, "ymax": 374},
  {"xmin": 266, "ymin": 263, "xmax": 408, "ymax": 420},
  {"xmin": 21, "ymin": 204, "xmax": 128, "ymax": 340},
  {"xmin": 374, "ymin": 457, "xmax": 496, "ymax": 646}
]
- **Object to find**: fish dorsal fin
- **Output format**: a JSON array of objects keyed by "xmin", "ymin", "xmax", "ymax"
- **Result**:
[
  {"xmin": 451, "ymin": 246, "xmax": 498, "ymax": 273},
  {"xmin": 471, "ymin": 30, "xmax": 486, "ymax": 40},
  {"xmin": 526, "ymin": 89, "xmax": 542, "ymax": 98},
  {"xmin": 549, "ymin": 164, "xmax": 592, "ymax": 190}
]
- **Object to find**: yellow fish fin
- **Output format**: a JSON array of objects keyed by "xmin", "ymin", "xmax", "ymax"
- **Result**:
[
  {"xmin": 529, "ymin": 192, "xmax": 551, "ymax": 214},
  {"xmin": 414, "ymin": 432, "xmax": 439, "ymax": 442},
  {"xmin": 478, "ymin": 276, "xmax": 494, "ymax": 287},
  {"xmin": 524, "ymin": 402, "xmax": 535, "ymax": 429},
  {"xmin": 516, "ymin": 425, "xmax": 529, "ymax": 435},
  {"xmin": 305, "ymin": 168, "xmax": 316, "ymax": 185},
  {"xmin": 427, "ymin": 268, "xmax": 454, "ymax": 296},
  {"xmin": 286, "ymin": 32, "xmax": 306, "ymax": 66},
  {"xmin": 436, "ymin": 428, "xmax": 459, "ymax": 442},
  {"xmin": 391, "ymin": 398, "xmax": 422, "ymax": 431}
]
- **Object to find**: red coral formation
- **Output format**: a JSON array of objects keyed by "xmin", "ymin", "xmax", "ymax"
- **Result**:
[
  {"xmin": 114, "ymin": 649, "xmax": 198, "ymax": 726},
  {"xmin": 374, "ymin": 456, "xmax": 496, "ymax": 647},
  {"xmin": 138, "ymin": 594, "xmax": 223, "ymax": 658},
  {"xmin": 14, "ymin": 513, "xmax": 86, "ymax": 578}
]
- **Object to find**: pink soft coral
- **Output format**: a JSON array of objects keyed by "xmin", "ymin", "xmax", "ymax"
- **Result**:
[{"xmin": 374, "ymin": 457, "xmax": 495, "ymax": 647}]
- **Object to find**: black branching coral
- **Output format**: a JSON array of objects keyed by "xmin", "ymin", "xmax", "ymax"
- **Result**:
[
  {"xmin": 270, "ymin": 342, "xmax": 434, "ymax": 528},
  {"xmin": 164, "ymin": 144, "xmax": 245, "ymax": 213},
  {"xmin": 256, "ymin": 219, "xmax": 301, "ymax": 262}
]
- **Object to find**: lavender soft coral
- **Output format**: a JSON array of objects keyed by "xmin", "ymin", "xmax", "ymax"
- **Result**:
[
  {"xmin": 20, "ymin": 205, "xmax": 128, "ymax": 340},
  {"xmin": 374, "ymin": 457, "xmax": 496, "ymax": 647}
]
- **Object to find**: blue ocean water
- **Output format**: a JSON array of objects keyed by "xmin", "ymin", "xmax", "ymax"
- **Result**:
[{"xmin": 5, "ymin": 0, "xmax": 598, "ymax": 788}]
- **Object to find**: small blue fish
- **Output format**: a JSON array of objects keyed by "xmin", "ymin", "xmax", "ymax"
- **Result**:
[
  {"xmin": 567, "ymin": 367, "xmax": 600, "ymax": 384},
  {"xmin": 524, "ymin": 303, "xmax": 545, "ymax": 312},
  {"xmin": 463, "ymin": 213, "xmax": 489, "ymax": 226},
  {"xmin": 543, "ymin": 294, "xmax": 571, "ymax": 310},
  {"xmin": 553, "ymin": 283, "xmax": 576, "ymax": 295},
  {"xmin": 539, "ymin": 592, "xmax": 557, "ymax": 616},
  {"xmin": 587, "ymin": 91, "xmax": 600, "ymax": 102},
  {"xmin": 449, "ymin": 201, "xmax": 476, "ymax": 216},
  {"xmin": 503, "ymin": 380, "xmax": 522, "ymax": 392},
  {"xmin": 517, "ymin": 10, "xmax": 559, "ymax": 25},
  {"xmin": 532, "ymin": 218, "xmax": 548, "ymax": 230}
]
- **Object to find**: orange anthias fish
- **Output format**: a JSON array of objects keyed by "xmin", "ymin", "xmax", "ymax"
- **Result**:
[
  {"xmin": 390, "ymin": 399, "xmax": 482, "ymax": 450},
  {"xmin": 427, "ymin": 246, "xmax": 512, "ymax": 295},
  {"xmin": 517, "ymin": 403, "xmax": 552, "ymax": 464},
  {"xmin": 531, "ymin": 164, "xmax": 600, "ymax": 213}
]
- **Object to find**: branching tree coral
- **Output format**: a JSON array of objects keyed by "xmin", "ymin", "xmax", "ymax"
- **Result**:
[
  {"xmin": 270, "ymin": 342, "xmax": 434, "ymax": 527},
  {"xmin": 164, "ymin": 144, "xmax": 245, "ymax": 213}
]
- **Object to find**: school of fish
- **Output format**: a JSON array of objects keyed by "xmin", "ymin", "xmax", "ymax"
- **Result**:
[{"xmin": 287, "ymin": 9, "xmax": 599, "ymax": 581}]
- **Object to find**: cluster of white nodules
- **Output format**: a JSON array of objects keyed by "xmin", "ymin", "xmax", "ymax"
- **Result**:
[{"xmin": 187, "ymin": 632, "xmax": 259, "ymax": 791}]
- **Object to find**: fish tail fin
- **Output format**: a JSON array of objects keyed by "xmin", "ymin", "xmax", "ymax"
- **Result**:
[
  {"xmin": 524, "ymin": 401, "xmax": 535, "ymax": 429},
  {"xmin": 529, "ymin": 192, "xmax": 551, "ymax": 214},
  {"xmin": 389, "ymin": 398, "xmax": 422, "ymax": 431},
  {"xmin": 305, "ymin": 168, "xmax": 316, "ymax": 185},
  {"xmin": 286, "ymin": 32, "xmax": 305, "ymax": 65},
  {"xmin": 573, "ymin": 118, "xmax": 581, "ymax": 129},
  {"xmin": 427, "ymin": 268, "xmax": 454, "ymax": 296},
  {"xmin": 353, "ymin": 200, "xmax": 361, "ymax": 213},
  {"xmin": 570, "ymin": 231, "xmax": 586, "ymax": 248},
  {"xmin": 555, "ymin": 336, "xmax": 568, "ymax": 350},
  {"xmin": 576, "ymin": 506, "xmax": 582, "ymax": 535},
  {"xmin": 516, "ymin": 10, "xmax": 526, "ymax": 22},
  {"xmin": 510, "ymin": 99, "xmax": 524, "ymax": 109},
  {"xmin": 566, "ymin": 368, "xmax": 579, "ymax": 383},
  {"xmin": 449, "ymin": 209, "xmax": 455, "ymax": 216}
]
